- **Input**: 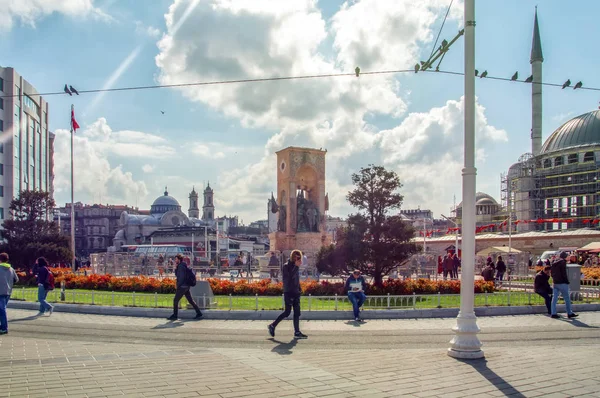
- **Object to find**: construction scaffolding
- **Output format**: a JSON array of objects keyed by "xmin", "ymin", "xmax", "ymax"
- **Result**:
[{"xmin": 503, "ymin": 149, "xmax": 600, "ymax": 232}]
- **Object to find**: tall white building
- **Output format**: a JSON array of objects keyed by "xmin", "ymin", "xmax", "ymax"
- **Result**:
[{"xmin": 0, "ymin": 66, "xmax": 54, "ymax": 220}]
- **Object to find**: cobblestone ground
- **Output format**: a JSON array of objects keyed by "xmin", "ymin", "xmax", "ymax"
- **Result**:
[{"xmin": 2, "ymin": 309, "xmax": 600, "ymax": 397}]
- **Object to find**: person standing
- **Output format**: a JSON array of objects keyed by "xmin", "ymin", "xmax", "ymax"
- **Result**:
[
  {"xmin": 0, "ymin": 253, "xmax": 19, "ymax": 334},
  {"xmin": 481, "ymin": 262, "xmax": 495, "ymax": 283},
  {"xmin": 167, "ymin": 254, "xmax": 203, "ymax": 320},
  {"xmin": 495, "ymin": 256, "xmax": 507, "ymax": 282},
  {"xmin": 534, "ymin": 265, "xmax": 553, "ymax": 315},
  {"xmin": 36, "ymin": 257, "xmax": 54, "ymax": 316},
  {"xmin": 345, "ymin": 269, "xmax": 367, "ymax": 322},
  {"xmin": 268, "ymin": 250, "xmax": 307, "ymax": 339},
  {"xmin": 442, "ymin": 254, "xmax": 453, "ymax": 280},
  {"xmin": 550, "ymin": 251, "xmax": 578, "ymax": 319},
  {"xmin": 452, "ymin": 254, "xmax": 461, "ymax": 279}
]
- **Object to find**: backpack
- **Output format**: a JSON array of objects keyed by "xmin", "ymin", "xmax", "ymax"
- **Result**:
[
  {"xmin": 46, "ymin": 270, "xmax": 55, "ymax": 291},
  {"xmin": 185, "ymin": 266, "xmax": 197, "ymax": 287}
]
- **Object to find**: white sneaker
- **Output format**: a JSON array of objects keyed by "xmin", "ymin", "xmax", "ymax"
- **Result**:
[
  {"xmin": 36, "ymin": 312, "xmax": 44, "ymax": 317},
  {"xmin": 48, "ymin": 307, "xmax": 54, "ymax": 317}
]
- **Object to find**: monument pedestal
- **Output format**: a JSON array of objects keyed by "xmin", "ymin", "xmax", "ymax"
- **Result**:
[
  {"xmin": 269, "ymin": 231, "xmax": 330, "ymax": 256},
  {"xmin": 188, "ymin": 281, "xmax": 215, "ymax": 309}
]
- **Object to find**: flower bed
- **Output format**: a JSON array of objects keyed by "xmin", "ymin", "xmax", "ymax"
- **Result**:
[
  {"xmin": 16, "ymin": 268, "xmax": 176, "ymax": 293},
  {"xmin": 208, "ymin": 278, "xmax": 495, "ymax": 296},
  {"xmin": 534, "ymin": 266, "xmax": 600, "ymax": 280},
  {"xmin": 14, "ymin": 268, "xmax": 494, "ymax": 295}
]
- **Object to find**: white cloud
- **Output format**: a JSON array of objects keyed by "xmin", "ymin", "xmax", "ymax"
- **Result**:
[
  {"xmin": 81, "ymin": 118, "xmax": 176, "ymax": 158},
  {"xmin": 153, "ymin": 0, "xmax": 504, "ymax": 221},
  {"xmin": 191, "ymin": 144, "xmax": 225, "ymax": 159},
  {"xmin": 135, "ymin": 20, "xmax": 161, "ymax": 38},
  {"xmin": 142, "ymin": 164, "xmax": 154, "ymax": 173},
  {"xmin": 332, "ymin": 0, "xmax": 461, "ymax": 71},
  {"xmin": 0, "ymin": 0, "xmax": 111, "ymax": 32},
  {"xmin": 53, "ymin": 128, "xmax": 148, "ymax": 207}
]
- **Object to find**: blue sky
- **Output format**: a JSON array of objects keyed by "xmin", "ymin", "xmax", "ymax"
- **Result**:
[{"xmin": 1, "ymin": 0, "xmax": 599, "ymax": 223}]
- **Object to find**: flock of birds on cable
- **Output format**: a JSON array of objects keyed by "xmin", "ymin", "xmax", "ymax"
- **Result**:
[{"xmin": 474, "ymin": 70, "xmax": 582, "ymax": 90}]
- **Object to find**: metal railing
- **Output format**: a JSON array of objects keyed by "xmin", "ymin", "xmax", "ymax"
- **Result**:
[{"xmin": 13, "ymin": 287, "xmax": 599, "ymax": 311}]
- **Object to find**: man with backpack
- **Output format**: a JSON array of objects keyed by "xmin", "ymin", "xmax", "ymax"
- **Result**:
[
  {"xmin": 36, "ymin": 257, "xmax": 54, "ymax": 316},
  {"xmin": 550, "ymin": 251, "xmax": 578, "ymax": 319},
  {"xmin": 167, "ymin": 254, "xmax": 202, "ymax": 320},
  {"xmin": 0, "ymin": 253, "xmax": 19, "ymax": 334},
  {"xmin": 268, "ymin": 250, "xmax": 308, "ymax": 339}
]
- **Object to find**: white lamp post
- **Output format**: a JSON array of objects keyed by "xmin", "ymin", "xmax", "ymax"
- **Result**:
[{"xmin": 448, "ymin": 0, "xmax": 484, "ymax": 359}]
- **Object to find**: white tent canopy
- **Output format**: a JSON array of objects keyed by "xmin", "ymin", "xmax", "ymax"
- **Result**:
[
  {"xmin": 476, "ymin": 246, "xmax": 522, "ymax": 256},
  {"xmin": 577, "ymin": 242, "xmax": 600, "ymax": 251}
]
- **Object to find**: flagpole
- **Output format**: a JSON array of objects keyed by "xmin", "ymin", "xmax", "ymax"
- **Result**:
[{"xmin": 70, "ymin": 104, "xmax": 76, "ymax": 271}]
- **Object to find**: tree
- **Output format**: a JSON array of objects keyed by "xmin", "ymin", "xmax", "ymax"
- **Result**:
[
  {"xmin": 344, "ymin": 165, "xmax": 418, "ymax": 285},
  {"xmin": 0, "ymin": 190, "xmax": 72, "ymax": 270}
]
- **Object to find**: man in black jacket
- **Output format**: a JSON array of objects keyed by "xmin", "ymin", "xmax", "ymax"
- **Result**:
[
  {"xmin": 534, "ymin": 265, "xmax": 552, "ymax": 315},
  {"xmin": 268, "ymin": 250, "xmax": 307, "ymax": 339},
  {"xmin": 495, "ymin": 256, "xmax": 507, "ymax": 282},
  {"xmin": 167, "ymin": 254, "xmax": 202, "ymax": 320},
  {"xmin": 550, "ymin": 251, "xmax": 578, "ymax": 319}
]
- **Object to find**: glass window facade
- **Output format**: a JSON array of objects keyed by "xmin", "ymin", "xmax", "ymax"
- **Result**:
[{"xmin": 23, "ymin": 95, "xmax": 39, "ymax": 115}]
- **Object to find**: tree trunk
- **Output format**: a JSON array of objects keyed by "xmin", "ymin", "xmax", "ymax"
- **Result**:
[{"xmin": 373, "ymin": 272, "xmax": 384, "ymax": 287}]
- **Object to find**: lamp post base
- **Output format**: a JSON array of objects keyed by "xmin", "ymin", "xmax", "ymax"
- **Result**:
[{"xmin": 447, "ymin": 311, "xmax": 484, "ymax": 359}]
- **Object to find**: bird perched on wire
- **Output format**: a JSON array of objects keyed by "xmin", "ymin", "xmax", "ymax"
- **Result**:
[
  {"xmin": 480, "ymin": 70, "xmax": 488, "ymax": 78},
  {"xmin": 525, "ymin": 75, "xmax": 533, "ymax": 83},
  {"xmin": 562, "ymin": 79, "xmax": 571, "ymax": 89},
  {"xmin": 64, "ymin": 84, "xmax": 72, "ymax": 96},
  {"xmin": 475, "ymin": 69, "xmax": 479, "ymax": 77},
  {"xmin": 511, "ymin": 72, "xmax": 518, "ymax": 81},
  {"xmin": 573, "ymin": 81, "xmax": 583, "ymax": 90},
  {"xmin": 355, "ymin": 67, "xmax": 360, "ymax": 77},
  {"xmin": 69, "ymin": 85, "xmax": 79, "ymax": 95},
  {"xmin": 415, "ymin": 63, "xmax": 420, "ymax": 73}
]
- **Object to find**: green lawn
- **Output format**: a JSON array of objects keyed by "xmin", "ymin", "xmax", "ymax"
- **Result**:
[{"xmin": 11, "ymin": 287, "xmax": 598, "ymax": 311}]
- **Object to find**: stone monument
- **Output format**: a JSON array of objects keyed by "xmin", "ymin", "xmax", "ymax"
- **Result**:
[{"xmin": 269, "ymin": 147, "xmax": 330, "ymax": 259}]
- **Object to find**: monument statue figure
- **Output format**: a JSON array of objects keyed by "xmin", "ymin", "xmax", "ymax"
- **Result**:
[
  {"xmin": 297, "ymin": 199, "xmax": 308, "ymax": 232},
  {"xmin": 278, "ymin": 204, "xmax": 287, "ymax": 232},
  {"xmin": 307, "ymin": 205, "xmax": 318, "ymax": 232}
]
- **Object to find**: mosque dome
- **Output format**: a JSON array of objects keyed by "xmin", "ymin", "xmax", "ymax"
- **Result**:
[
  {"xmin": 456, "ymin": 192, "xmax": 499, "ymax": 209},
  {"xmin": 540, "ymin": 110, "xmax": 600, "ymax": 154},
  {"xmin": 150, "ymin": 188, "xmax": 181, "ymax": 215}
]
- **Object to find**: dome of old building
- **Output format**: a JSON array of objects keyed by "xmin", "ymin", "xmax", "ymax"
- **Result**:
[
  {"xmin": 150, "ymin": 188, "xmax": 181, "ymax": 215},
  {"xmin": 540, "ymin": 110, "xmax": 600, "ymax": 154}
]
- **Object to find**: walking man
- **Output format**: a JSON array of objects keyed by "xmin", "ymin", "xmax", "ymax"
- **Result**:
[
  {"xmin": 167, "ymin": 254, "xmax": 203, "ymax": 320},
  {"xmin": 534, "ymin": 265, "xmax": 553, "ymax": 315},
  {"xmin": 551, "ymin": 251, "xmax": 578, "ymax": 319},
  {"xmin": 0, "ymin": 253, "xmax": 18, "ymax": 334},
  {"xmin": 495, "ymin": 256, "xmax": 507, "ymax": 282},
  {"xmin": 345, "ymin": 269, "xmax": 367, "ymax": 322},
  {"xmin": 268, "ymin": 250, "xmax": 307, "ymax": 339},
  {"xmin": 36, "ymin": 257, "xmax": 54, "ymax": 316}
]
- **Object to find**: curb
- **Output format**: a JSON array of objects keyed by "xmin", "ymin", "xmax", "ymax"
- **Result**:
[{"xmin": 8, "ymin": 301, "xmax": 600, "ymax": 320}]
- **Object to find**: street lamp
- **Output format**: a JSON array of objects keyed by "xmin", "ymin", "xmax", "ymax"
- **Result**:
[{"xmin": 448, "ymin": 0, "xmax": 484, "ymax": 359}]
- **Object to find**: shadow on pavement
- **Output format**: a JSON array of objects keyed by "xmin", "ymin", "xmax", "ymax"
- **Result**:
[
  {"xmin": 151, "ymin": 321, "xmax": 185, "ymax": 330},
  {"xmin": 11, "ymin": 314, "xmax": 43, "ymax": 322},
  {"xmin": 561, "ymin": 318, "xmax": 600, "ymax": 329},
  {"xmin": 344, "ymin": 320, "xmax": 365, "ymax": 328},
  {"xmin": 269, "ymin": 338, "xmax": 298, "ymax": 355},
  {"xmin": 459, "ymin": 358, "xmax": 526, "ymax": 398}
]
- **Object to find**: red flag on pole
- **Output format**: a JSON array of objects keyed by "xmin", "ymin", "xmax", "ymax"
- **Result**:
[{"xmin": 71, "ymin": 105, "xmax": 80, "ymax": 132}]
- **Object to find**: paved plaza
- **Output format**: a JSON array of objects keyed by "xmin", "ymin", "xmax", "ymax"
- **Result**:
[{"xmin": 2, "ymin": 309, "xmax": 600, "ymax": 397}]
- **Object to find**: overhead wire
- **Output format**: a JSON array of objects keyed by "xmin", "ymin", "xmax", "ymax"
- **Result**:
[
  {"xmin": 428, "ymin": 0, "xmax": 454, "ymax": 60},
  {"xmin": 1, "ymin": 68, "xmax": 599, "ymax": 99}
]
